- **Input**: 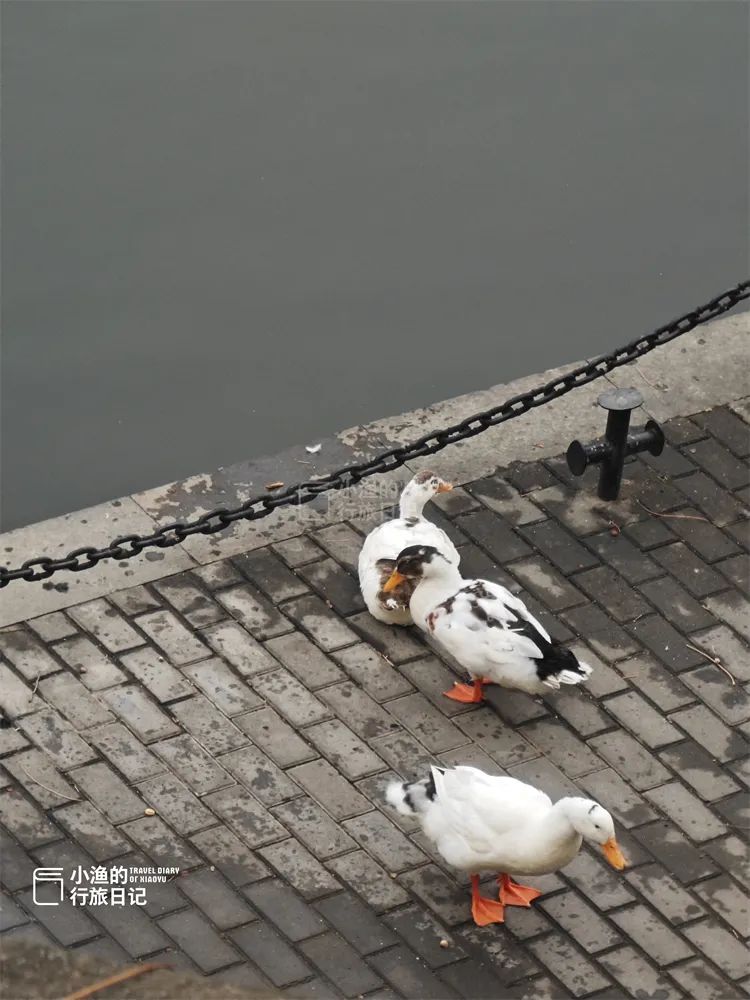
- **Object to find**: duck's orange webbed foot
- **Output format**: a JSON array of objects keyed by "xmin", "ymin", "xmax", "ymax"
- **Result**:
[
  {"xmin": 498, "ymin": 873, "xmax": 542, "ymax": 907},
  {"xmin": 443, "ymin": 679, "xmax": 485, "ymax": 703},
  {"xmin": 470, "ymin": 874, "xmax": 506, "ymax": 926}
]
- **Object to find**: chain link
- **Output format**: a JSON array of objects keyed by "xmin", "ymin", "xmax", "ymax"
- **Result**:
[{"xmin": 2, "ymin": 280, "xmax": 748, "ymax": 588}]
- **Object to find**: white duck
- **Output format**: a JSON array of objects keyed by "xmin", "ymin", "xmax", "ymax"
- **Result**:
[
  {"xmin": 358, "ymin": 471, "xmax": 458, "ymax": 625},
  {"xmin": 383, "ymin": 544, "xmax": 592, "ymax": 701},
  {"xmin": 387, "ymin": 764, "xmax": 625, "ymax": 925}
]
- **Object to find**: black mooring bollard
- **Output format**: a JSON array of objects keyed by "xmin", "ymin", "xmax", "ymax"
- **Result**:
[{"xmin": 566, "ymin": 387, "xmax": 665, "ymax": 501}]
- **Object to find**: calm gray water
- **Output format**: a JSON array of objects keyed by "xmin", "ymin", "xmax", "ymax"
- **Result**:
[{"xmin": 3, "ymin": 1, "xmax": 747, "ymax": 530}]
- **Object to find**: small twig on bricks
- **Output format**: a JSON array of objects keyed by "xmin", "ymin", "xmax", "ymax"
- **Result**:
[
  {"xmin": 19, "ymin": 764, "xmax": 79, "ymax": 801},
  {"xmin": 62, "ymin": 963, "xmax": 169, "ymax": 1000},
  {"xmin": 685, "ymin": 642, "xmax": 736, "ymax": 686},
  {"xmin": 637, "ymin": 500, "xmax": 709, "ymax": 522},
  {"xmin": 30, "ymin": 673, "xmax": 40, "ymax": 699}
]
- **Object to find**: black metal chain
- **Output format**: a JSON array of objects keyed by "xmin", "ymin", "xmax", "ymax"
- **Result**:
[{"xmin": 3, "ymin": 280, "xmax": 748, "ymax": 588}]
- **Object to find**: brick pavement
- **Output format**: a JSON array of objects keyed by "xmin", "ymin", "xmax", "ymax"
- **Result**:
[{"xmin": 1, "ymin": 403, "xmax": 748, "ymax": 999}]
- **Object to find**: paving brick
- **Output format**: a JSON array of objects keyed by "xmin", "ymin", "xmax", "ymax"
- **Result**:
[
  {"xmin": 289, "ymin": 759, "xmax": 370, "ymax": 820},
  {"xmin": 627, "ymin": 616, "xmax": 706, "ymax": 673},
  {"xmin": 152, "ymin": 574, "xmax": 226, "ymax": 627},
  {"xmin": 230, "ymin": 923, "xmax": 314, "ymax": 986},
  {"xmin": 691, "ymin": 873, "xmax": 748, "ymax": 934},
  {"xmin": 0, "ymin": 726, "xmax": 29, "ymax": 757},
  {"xmin": 688, "ymin": 437, "xmax": 750, "ymax": 489},
  {"xmin": 202, "ymin": 785, "xmax": 287, "ymax": 848},
  {"xmin": 304, "ymin": 932, "xmax": 385, "ymax": 995},
  {"xmin": 0, "ymin": 829, "xmax": 36, "ymax": 889},
  {"xmin": 309, "ymin": 523, "xmax": 362, "ymax": 572},
  {"xmin": 0, "ymin": 890, "xmax": 30, "ymax": 931},
  {"xmin": 603, "ymin": 690, "xmax": 683, "ymax": 749},
  {"xmin": 118, "ymin": 646, "xmax": 193, "ymax": 702},
  {"xmin": 579, "ymin": 767, "xmax": 657, "ymax": 828},
  {"xmin": 177, "ymin": 867, "xmax": 256, "ymax": 929},
  {"xmin": 38, "ymin": 672, "xmax": 114, "ymax": 731},
  {"xmin": 220, "ymin": 746, "xmax": 299, "ymax": 805},
  {"xmin": 508, "ymin": 755, "xmax": 581, "ymax": 801},
  {"xmin": 562, "ymin": 604, "xmax": 639, "ymax": 662},
  {"xmin": 522, "ymin": 718, "xmax": 602, "ymax": 777},
  {"xmin": 316, "ymin": 890, "xmax": 398, "ymax": 956},
  {"xmin": 234, "ymin": 548, "xmax": 310, "ymax": 602},
  {"xmin": 182, "ymin": 657, "xmax": 262, "ymax": 716},
  {"xmin": 343, "ymin": 809, "xmax": 427, "ymax": 872},
  {"xmin": 623, "ymin": 516, "xmax": 676, "ymax": 550},
  {"xmin": 87, "ymin": 893, "xmax": 171, "ymax": 957},
  {"xmin": 393, "ymin": 655, "xmax": 469, "ymax": 718},
  {"xmin": 695, "ymin": 406, "xmax": 750, "ymax": 455},
  {"xmin": 159, "ymin": 907, "xmax": 240, "ymax": 972},
  {"xmin": 562, "ymin": 850, "xmax": 636, "ymax": 910},
  {"xmin": 509, "ymin": 556, "xmax": 585, "ymax": 611},
  {"xmin": 264, "ymin": 631, "xmax": 343, "ymax": 688},
  {"xmin": 454, "ymin": 542, "xmax": 522, "ymax": 593},
  {"xmin": 273, "ymin": 534, "xmax": 325, "ymax": 567},
  {"xmin": 384, "ymin": 907, "xmax": 466, "ymax": 970},
  {"xmin": 0, "ymin": 631, "xmax": 60, "ymax": 681},
  {"xmin": 466, "ymin": 475, "xmax": 544, "ymax": 525},
  {"xmin": 333, "ymin": 643, "xmax": 414, "ymax": 701},
  {"xmin": 68, "ymin": 762, "xmax": 144, "ymax": 824},
  {"xmin": 18, "ymin": 709, "xmax": 97, "ymax": 770},
  {"xmin": 3, "ymin": 749, "xmax": 79, "ymax": 808},
  {"xmin": 680, "ymin": 665, "xmax": 750, "ymax": 725},
  {"xmin": 369, "ymin": 732, "xmax": 437, "ymax": 783},
  {"xmin": 305, "ymin": 719, "xmax": 384, "ymax": 779},
  {"xmin": 598, "ymin": 946, "xmax": 683, "ymax": 1000},
  {"xmin": 297, "ymin": 558, "xmax": 366, "ymax": 617},
  {"xmin": 546, "ymin": 688, "xmax": 612, "ymax": 738},
  {"xmin": 714, "ymin": 790, "xmax": 749, "ymax": 832},
  {"xmin": 170, "ymin": 694, "xmax": 247, "ymax": 754},
  {"xmin": 616, "ymin": 654, "xmax": 695, "ymax": 712},
  {"xmin": 682, "ymin": 918, "xmax": 750, "ymax": 979},
  {"xmin": 583, "ymin": 532, "xmax": 661, "ymax": 585},
  {"xmin": 651, "ymin": 541, "xmax": 728, "ymax": 598},
  {"xmin": 88, "ymin": 722, "xmax": 164, "ymax": 781},
  {"xmin": 539, "ymin": 890, "xmax": 620, "ymax": 953},
  {"xmin": 243, "ymin": 880, "xmax": 325, "ymax": 943},
  {"xmin": 137, "ymin": 773, "xmax": 215, "ymax": 833},
  {"xmin": 610, "ymin": 903, "xmax": 693, "ymax": 964},
  {"xmin": 0, "ymin": 662, "xmax": 44, "ymax": 719},
  {"xmin": 670, "ymin": 703, "xmax": 749, "ymax": 760},
  {"xmin": 669, "ymin": 957, "xmax": 747, "ymax": 1000},
  {"xmin": 18, "ymin": 889, "xmax": 98, "ymax": 946},
  {"xmin": 527, "ymin": 932, "xmax": 611, "ymax": 996},
  {"xmin": 101, "ymin": 684, "xmax": 179, "ymax": 742},
  {"xmin": 704, "ymin": 590, "xmax": 750, "ymax": 645},
  {"xmin": 201, "ymin": 621, "xmax": 279, "ymax": 677},
  {"xmin": 109, "ymin": 584, "xmax": 162, "ymax": 615},
  {"xmin": 282, "ymin": 594, "xmax": 358, "ymax": 651},
  {"xmin": 369, "ymin": 945, "xmax": 458, "ymax": 999},
  {"xmin": 675, "ymin": 472, "xmax": 746, "ymax": 526},
  {"xmin": 214, "ymin": 583, "xmax": 293, "ymax": 641},
  {"xmin": 447, "ymin": 707, "xmax": 532, "ymax": 766},
  {"xmin": 664, "ymin": 507, "xmax": 741, "ymax": 562},
  {"xmin": 53, "ymin": 636, "xmax": 126, "ymax": 690},
  {"xmin": 190, "ymin": 825, "xmax": 269, "ymax": 885},
  {"xmin": 624, "ymin": 862, "xmax": 706, "ymax": 925},
  {"xmin": 457, "ymin": 508, "xmax": 534, "ymax": 563},
  {"xmin": 575, "ymin": 566, "xmax": 652, "ymax": 622},
  {"xmin": 234, "ymin": 707, "xmax": 314, "ymax": 767},
  {"xmin": 525, "ymin": 593, "xmax": 575, "ymax": 643},
  {"xmin": 272, "ymin": 797, "xmax": 355, "ymax": 859},
  {"xmin": 325, "ymin": 851, "xmax": 410, "ymax": 913},
  {"xmin": 135, "ymin": 609, "xmax": 211, "ymax": 663},
  {"xmin": 320, "ymin": 683, "xmax": 398, "ymax": 741},
  {"xmin": 587, "ymin": 730, "xmax": 670, "ymax": 790},
  {"xmin": 484, "ymin": 684, "xmax": 548, "ymax": 725},
  {"xmin": 659, "ymin": 740, "xmax": 740, "ymax": 801},
  {"xmin": 152, "ymin": 734, "xmax": 231, "ymax": 794},
  {"xmin": 639, "ymin": 576, "xmax": 717, "ymax": 633},
  {"xmin": 259, "ymin": 837, "xmax": 341, "ymax": 899},
  {"xmin": 190, "ymin": 559, "xmax": 245, "ymax": 590},
  {"xmin": 347, "ymin": 612, "xmax": 426, "ymax": 663},
  {"xmin": 626, "ymin": 462, "xmax": 690, "ymax": 513},
  {"xmin": 252, "ymin": 668, "xmax": 330, "ymax": 728},
  {"xmin": 68, "ymin": 599, "xmax": 144, "ymax": 652},
  {"xmin": 633, "ymin": 820, "xmax": 719, "ymax": 883},
  {"xmin": 662, "ymin": 414, "xmax": 707, "ymax": 446},
  {"xmin": 27, "ymin": 611, "xmax": 78, "ymax": 642},
  {"xmin": 51, "ymin": 801, "xmax": 130, "ymax": 861},
  {"xmin": 718, "ymin": 553, "xmax": 750, "ymax": 595},
  {"xmin": 384, "ymin": 694, "xmax": 466, "ymax": 752},
  {"xmin": 398, "ymin": 864, "xmax": 469, "ymax": 927}
]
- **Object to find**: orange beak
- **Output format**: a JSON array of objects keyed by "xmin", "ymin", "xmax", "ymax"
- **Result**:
[
  {"xmin": 383, "ymin": 570, "xmax": 407, "ymax": 593},
  {"xmin": 437, "ymin": 482, "xmax": 453, "ymax": 493},
  {"xmin": 601, "ymin": 837, "xmax": 626, "ymax": 870}
]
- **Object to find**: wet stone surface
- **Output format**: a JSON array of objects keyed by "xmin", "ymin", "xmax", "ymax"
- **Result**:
[{"xmin": 1, "ymin": 404, "xmax": 749, "ymax": 998}]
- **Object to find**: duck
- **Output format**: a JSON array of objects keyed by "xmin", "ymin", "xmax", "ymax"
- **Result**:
[
  {"xmin": 382, "ymin": 544, "xmax": 592, "ymax": 701},
  {"xmin": 387, "ymin": 764, "xmax": 625, "ymax": 925},
  {"xmin": 358, "ymin": 471, "xmax": 459, "ymax": 625}
]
